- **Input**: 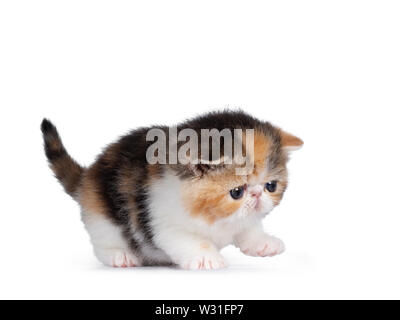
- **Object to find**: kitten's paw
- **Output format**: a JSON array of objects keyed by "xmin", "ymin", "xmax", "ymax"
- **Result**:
[
  {"xmin": 95, "ymin": 248, "xmax": 140, "ymax": 268},
  {"xmin": 240, "ymin": 236, "xmax": 285, "ymax": 258},
  {"xmin": 111, "ymin": 250, "xmax": 139, "ymax": 268},
  {"xmin": 181, "ymin": 252, "xmax": 227, "ymax": 270}
]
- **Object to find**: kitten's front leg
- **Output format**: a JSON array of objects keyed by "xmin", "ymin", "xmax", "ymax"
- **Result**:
[
  {"xmin": 154, "ymin": 230, "xmax": 227, "ymax": 270},
  {"xmin": 234, "ymin": 223, "xmax": 285, "ymax": 257}
]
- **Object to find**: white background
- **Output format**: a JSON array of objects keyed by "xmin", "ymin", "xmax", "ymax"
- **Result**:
[{"xmin": 1, "ymin": 1, "xmax": 399, "ymax": 300}]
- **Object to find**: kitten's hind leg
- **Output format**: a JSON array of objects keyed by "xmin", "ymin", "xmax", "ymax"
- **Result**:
[{"xmin": 82, "ymin": 211, "xmax": 142, "ymax": 268}]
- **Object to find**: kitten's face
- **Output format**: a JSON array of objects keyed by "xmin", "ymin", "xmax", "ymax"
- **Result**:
[
  {"xmin": 182, "ymin": 166, "xmax": 288, "ymax": 224},
  {"xmin": 181, "ymin": 128, "xmax": 301, "ymax": 224}
]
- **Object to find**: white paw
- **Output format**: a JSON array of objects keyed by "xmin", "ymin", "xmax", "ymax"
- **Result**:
[
  {"xmin": 111, "ymin": 250, "xmax": 139, "ymax": 268},
  {"xmin": 95, "ymin": 248, "xmax": 140, "ymax": 268},
  {"xmin": 240, "ymin": 236, "xmax": 285, "ymax": 257},
  {"xmin": 181, "ymin": 251, "xmax": 227, "ymax": 270}
]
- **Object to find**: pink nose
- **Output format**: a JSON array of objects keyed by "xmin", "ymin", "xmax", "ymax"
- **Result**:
[{"xmin": 250, "ymin": 189, "xmax": 262, "ymax": 198}]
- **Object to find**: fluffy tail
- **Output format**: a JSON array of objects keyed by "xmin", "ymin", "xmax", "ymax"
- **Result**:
[{"xmin": 41, "ymin": 119, "xmax": 84, "ymax": 198}]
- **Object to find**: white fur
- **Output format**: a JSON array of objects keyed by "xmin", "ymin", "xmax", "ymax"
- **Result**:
[
  {"xmin": 234, "ymin": 223, "xmax": 285, "ymax": 257},
  {"xmin": 81, "ymin": 211, "xmax": 141, "ymax": 267},
  {"xmin": 148, "ymin": 169, "xmax": 283, "ymax": 270},
  {"xmin": 80, "ymin": 169, "xmax": 283, "ymax": 270}
]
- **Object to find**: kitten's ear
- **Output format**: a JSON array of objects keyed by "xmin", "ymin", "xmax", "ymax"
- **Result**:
[{"xmin": 280, "ymin": 130, "xmax": 304, "ymax": 152}]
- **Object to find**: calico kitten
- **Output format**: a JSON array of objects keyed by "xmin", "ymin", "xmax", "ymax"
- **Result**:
[{"xmin": 41, "ymin": 110, "xmax": 303, "ymax": 269}]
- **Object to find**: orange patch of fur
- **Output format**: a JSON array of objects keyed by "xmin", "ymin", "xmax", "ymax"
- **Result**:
[
  {"xmin": 50, "ymin": 156, "xmax": 83, "ymax": 196},
  {"xmin": 79, "ymin": 174, "xmax": 106, "ymax": 216},
  {"xmin": 182, "ymin": 170, "xmax": 247, "ymax": 224},
  {"xmin": 147, "ymin": 164, "xmax": 162, "ymax": 185},
  {"xmin": 251, "ymin": 130, "xmax": 270, "ymax": 177}
]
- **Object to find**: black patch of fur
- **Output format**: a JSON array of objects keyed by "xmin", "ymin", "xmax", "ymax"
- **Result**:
[
  {"xmin": 95, "ymin": 159, "xmax": 130, "ymax": 225},
  {"xmin": 41, "ymin": 119, "xmax": 66, "ymax": 161},
  {"xmin": 41, "ymin": 118, "xmax": 84, "ymax": 197},
  {"xmin": 41, "ymin": 118, "xmax": 56, "ymax": 134},
  {"xmin": 123, "ymin": 228, "xmax": 141, "ymax": 252},
  {"xmin": 113, "ymin": 129, "xmax": 162, "ymax": 245},
  {"xmin": 135, "ymin": 182, "xmax": 154, "ymax": 244},
  {"xmin": 91, "ymin": 128, "xmax": 160, "ymax": 251},
  {"xmin": 92, "ymin": 155, "xmax": 147, "ymax": 255}
]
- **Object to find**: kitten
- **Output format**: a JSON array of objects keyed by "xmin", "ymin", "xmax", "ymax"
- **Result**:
[{"xmin": 41, "ymin": 110, "xmax": 303, "ymax": 269}]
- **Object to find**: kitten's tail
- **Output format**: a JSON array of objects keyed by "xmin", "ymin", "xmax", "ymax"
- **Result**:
[{"xmin": 41, "ymin": 119, "xmax": 85, "ymax": 199}]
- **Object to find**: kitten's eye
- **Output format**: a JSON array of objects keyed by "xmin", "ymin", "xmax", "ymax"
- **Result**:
[
  {"xmin": 230, "ymin": 186, "xmax": 245, "ymax": 200},
  {"xmin": 265, "ymin": 181, "xmax": 278, "ymax": 193}
]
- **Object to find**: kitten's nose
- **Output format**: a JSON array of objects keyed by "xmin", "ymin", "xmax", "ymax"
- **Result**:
[{"xmin": 249, "ymin": 186, "xmax": 262, "ymax": 198}]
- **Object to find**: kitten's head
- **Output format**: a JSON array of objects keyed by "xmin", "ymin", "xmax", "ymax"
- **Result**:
[{"xmin": 179, "ymin": 123, "xmax": 303, "ymax": 224}]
